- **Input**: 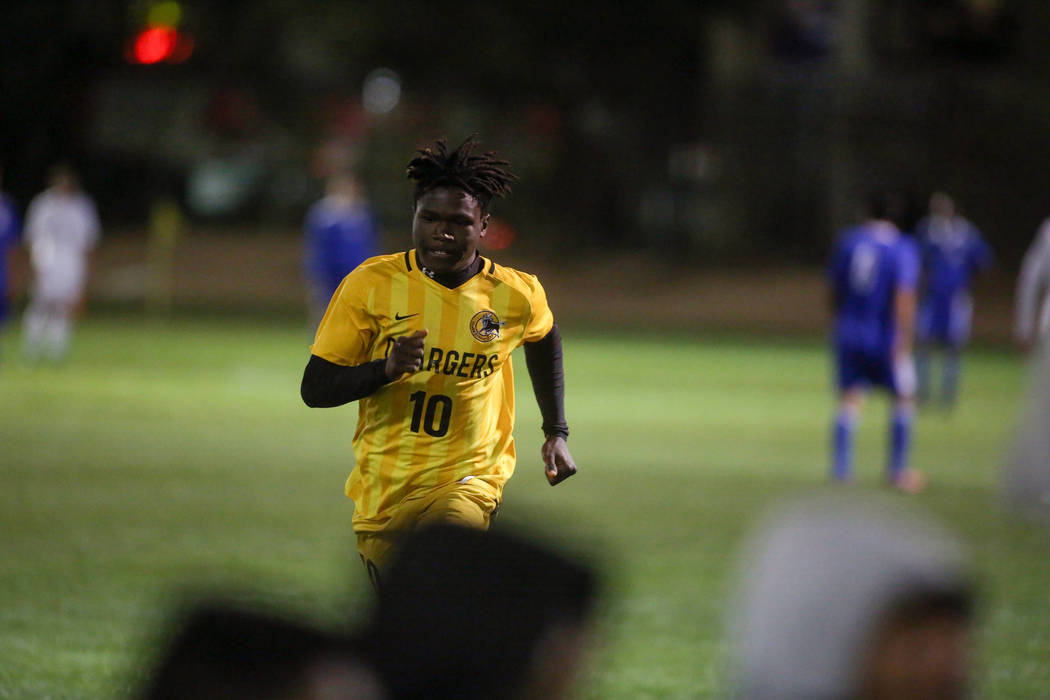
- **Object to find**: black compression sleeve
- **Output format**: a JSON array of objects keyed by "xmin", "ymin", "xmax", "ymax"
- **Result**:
[
  {"xmin": 300, "ymin": 354, "xmax": 391, "ymax": 408},
  {"xmin": 523, "ymin": 324, "xmax": 569, "ymax": 439}
]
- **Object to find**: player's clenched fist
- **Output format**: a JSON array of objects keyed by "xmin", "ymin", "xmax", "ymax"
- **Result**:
[
  {"xmin": 385, "ymin": 329, "xmax": 428, "ymax": 379},
  {"xmin": 542, "ymin": 435, "xmax": 577, "ymax": 486}
]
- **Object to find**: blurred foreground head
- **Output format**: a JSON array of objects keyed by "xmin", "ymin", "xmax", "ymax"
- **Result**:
[
  {"xmin": 728, "ymin": 492, "xmax": 975, "ymax": 700},
  {"xmin": 362, "ymin": 524, "xmax": 599, "ymax": 700},
  {"xmin": 134, "ymin": 600, "xmax": 386, "ymax": 700}
]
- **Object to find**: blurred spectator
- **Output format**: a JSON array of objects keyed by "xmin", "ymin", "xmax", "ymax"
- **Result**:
[
  {"xmin": 828, "ymin": 190, "xmax": 924, "ymax": 492},
  {"xmin": 1002, "ymin": 348, "xmax": 1050, "ymax": 525},
  {"xmin": 914, "ymin": 192, "xmax": 993, "ymax": 409},
  {"xmin": 1014, "ymin": 216, "xmax": 1050, "ymax": 352},
  {"xmin": 21, "ymin": 163, "xmax": 100, "ymax": 363},
  {"xmin": 360, "ymin": 524, "xmax": 599, "ymax": 700},
  {"xmin": 0, "ymin": 166, "xmax": 21, "ymax": 363},
  {"xmin": 133, "ymin": 599, "xmax": 386, "ymax": 700},
  {"xmin": 727, "ymin": 492, "xmax": 976, "ymax": 700},
  {"xmin": 304, "ymin": 169, "xmax": 379, "ymax": 324}
]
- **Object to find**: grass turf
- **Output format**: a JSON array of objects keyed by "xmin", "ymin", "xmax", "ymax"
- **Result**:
[{"xmin": 0, "ymin": 316, "xmax": 1047, "ymax": 698}]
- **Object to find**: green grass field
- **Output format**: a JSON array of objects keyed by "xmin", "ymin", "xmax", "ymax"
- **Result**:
[{"xmin": 1, "ymin": 315, "xmax": 1047, "ymax": 699}]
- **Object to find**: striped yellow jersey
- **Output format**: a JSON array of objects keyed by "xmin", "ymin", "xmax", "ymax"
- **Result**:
[{"xmin": 310, "ymin": 251, "xmax": 554, "ymax": 532}]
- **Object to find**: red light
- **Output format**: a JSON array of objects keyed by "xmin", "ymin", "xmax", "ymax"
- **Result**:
[{"xmin": 132, "ymin": 27, "xmax": 177, "ymax": 64}]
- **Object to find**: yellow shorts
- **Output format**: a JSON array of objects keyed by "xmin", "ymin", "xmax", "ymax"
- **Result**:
[{"xmin": 356, "ymin": 477, "xmax": 501, "ymax": 578}]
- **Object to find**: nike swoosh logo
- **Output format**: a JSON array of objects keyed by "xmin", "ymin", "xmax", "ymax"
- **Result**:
[{"xmin": 394, "ymin": 312, "xmax": 419, "ymax": 321}]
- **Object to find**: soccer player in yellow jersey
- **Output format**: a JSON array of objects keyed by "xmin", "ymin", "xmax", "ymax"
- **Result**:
[{"xmin": 301, "ymin": 136, "xmax": 577, "ymax": 581}]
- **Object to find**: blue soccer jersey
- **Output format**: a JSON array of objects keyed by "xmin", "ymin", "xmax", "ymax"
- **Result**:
[
  {"xmin": 916, "ymin": 215, "xmax": 991, "ymax": 299},
  {"xmin": 831, "ymin": 222, "xmax": 919, "ymax": 354},
  {"xmin": 829, "ymin": 221, "xmax": 919, "ymax": 391},
  {"xmin": 915, "ymin": 215, "xmax": 992, "ymax": 344},
  {"xmin": 304, "ymin": 197, "xmax": 379, "ymax": 303}
]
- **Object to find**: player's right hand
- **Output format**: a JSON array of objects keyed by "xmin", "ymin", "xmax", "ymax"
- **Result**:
[{"xmin": 385, "ymin": 329, "xmax": 428, "ymax": 379}]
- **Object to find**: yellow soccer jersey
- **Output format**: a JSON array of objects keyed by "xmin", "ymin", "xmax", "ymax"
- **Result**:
[{"xmin": 310, "ymin": 251, "xmax": 555, "ymax": 532}]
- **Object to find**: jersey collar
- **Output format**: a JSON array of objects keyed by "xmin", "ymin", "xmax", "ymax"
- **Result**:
[{"xmin": 405, "ymin": 250, "xmax": 490, "ymax": 289}]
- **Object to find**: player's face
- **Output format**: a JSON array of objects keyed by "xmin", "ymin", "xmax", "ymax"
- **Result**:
[{"xmin": 412, "ymin": 186, "xmax": 488, "ymax": 273}]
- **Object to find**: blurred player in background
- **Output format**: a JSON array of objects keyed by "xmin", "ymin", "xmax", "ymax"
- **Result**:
[
  {"xmin": 728, "ymin": 492, "xmax": 976, "ymax": 700},
  {"xmin": 21, "ymin": 163, "xmax": 100, "ymax": 363},
  {"xmin": 1014, "ymin": 216, "xmax": 1050, "ymax": 353},
  {"xmin": 303, "ymin": 168, "xmax": 379, "ymax": 324},
  {"xmin": 828, "ymin": 190, "xmax": 924, "ymax": 492},
  {"xmin": 300, "ymin": 136, "xmax": 577, "ymax": 584},
  {"xmin": 0, "ymin": 166, "xmax": 22, "ymax": 365},
  {"xmin": 913, "ymin": 192, "xmax": 992, "ymax": 409}
]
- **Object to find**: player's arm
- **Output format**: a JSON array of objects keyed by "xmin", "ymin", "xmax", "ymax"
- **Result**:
[
  {"xmin": 301, "ymin": 355, "xmax": 389, "ymax": 407},
  {"xmin": 894, "ymin": 241, "xmax": 920, "ymax": 360},
  {"xmin": 523, "ymin": 324, "xmax": 576, "ymax": 486},
  {"xmin": 893, "ymin": 287, "xmax": 917, "ymax": 358},
  {"xmin": 301, "ymin": 330, "xmax": 428, "ymax": 407}
]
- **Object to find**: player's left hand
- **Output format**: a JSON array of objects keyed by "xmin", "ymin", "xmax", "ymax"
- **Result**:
[{"xmin": 542, "ymin": 436, "xmax": 576, "ymax": 486}]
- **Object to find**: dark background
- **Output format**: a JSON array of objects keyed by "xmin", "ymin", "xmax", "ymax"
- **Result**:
[{"xmin": 2, "ymin": 0, "xmax": 1048, "ymax": 268}]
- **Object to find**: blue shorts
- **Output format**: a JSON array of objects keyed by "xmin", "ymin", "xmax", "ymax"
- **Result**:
[
  {"xmin": 835, "ymin": 344, "xmax": 912, "ymax": 397},
  {"xmin": 918, "ymin": 292, "xmax": 972, "ymax": 346}
]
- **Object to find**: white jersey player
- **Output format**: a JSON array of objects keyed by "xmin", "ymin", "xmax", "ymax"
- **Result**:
[
  {"xmin": 1015, "ymin": 218, "xmax": 1050, "ymax": 351},
  {"xmin": 22, "ymin": 164, "xmax": 100, "ymax": 361}
]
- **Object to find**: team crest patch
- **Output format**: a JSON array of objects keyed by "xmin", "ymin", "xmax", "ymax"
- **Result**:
[{"xmin": 470, "ymin": 310, "xmax": 504, "ymax": 343}]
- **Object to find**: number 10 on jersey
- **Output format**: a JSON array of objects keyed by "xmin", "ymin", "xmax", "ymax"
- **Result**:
[{"xmin": 408, "ymin": 391, "xmax": 452, "ymax": 437}]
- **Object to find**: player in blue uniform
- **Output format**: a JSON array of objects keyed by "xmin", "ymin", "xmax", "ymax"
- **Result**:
[
  {"xmin": 304, "ymin": 169, "xmax": 379, "ymax": 323},
  {"xmin": 913, "ymin": 193, "xmax": 992, "ymax": 409},
  {"xmin": 829, "ymin": 191, "xmax": 924, "ymax": 492},
  {"xmin": 0, "ymin": 168, "xmax": 22, "ymax": 364}
]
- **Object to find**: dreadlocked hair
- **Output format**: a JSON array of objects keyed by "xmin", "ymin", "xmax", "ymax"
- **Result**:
[{"xmin": 406, "ymin": 135, "xmax": 516, "ymax": 212}]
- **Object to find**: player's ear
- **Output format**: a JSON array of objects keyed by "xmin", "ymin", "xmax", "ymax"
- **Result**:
[{"xmin": 480, "ymin": 213, "xmax": 490, "ymax": 236}]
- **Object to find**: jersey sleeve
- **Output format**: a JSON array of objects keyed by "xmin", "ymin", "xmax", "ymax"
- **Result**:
[
  {"xmin": 310, "ymin": 271, "xmax": 377, "ymax": 366},
  {"xmin": 521, "ymin": 274, "xmax": 555, "ymax": 343}
]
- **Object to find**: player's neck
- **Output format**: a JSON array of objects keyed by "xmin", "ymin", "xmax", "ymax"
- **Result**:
[{"xmin": 418, "ymin": 252, "xmax": 483, "ymax": 289}]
